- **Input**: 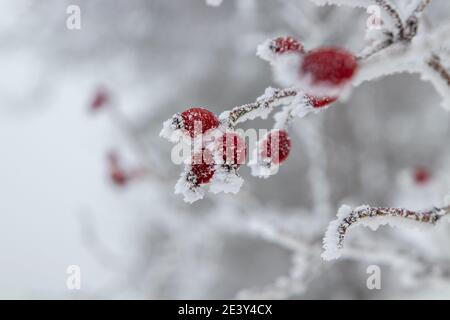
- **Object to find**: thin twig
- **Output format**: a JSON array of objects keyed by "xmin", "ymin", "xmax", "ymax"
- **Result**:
[
  {"xmin": 225, "ymin": 88, "xmax": 299, "ymax": 127},
  {"xmin": 427, "ymin": 53, "xmax": 450, "ymax": 86},
  {"xmin": 413, "ymin": 0, "xmax": 432, "ymax": 15},
  {"xmin": 335, "ymin": 205, "xmax": 450, "ymax": 251},
  {"xmin": 374, "ymin": 0, "xmax": 404, "ymax": 38},
  {"xmin": 357, "ymin": 32, "xmax": 394, "ymax": 60}
]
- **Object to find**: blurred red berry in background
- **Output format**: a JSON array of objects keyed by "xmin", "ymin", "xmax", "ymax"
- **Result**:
[
  {"xmin": 90, "ymin": 88, "xmax": 109, "ymax": 111},
  {"xmin": 413, "ymin": 167, "xmax": 431, "ymax": 185}
]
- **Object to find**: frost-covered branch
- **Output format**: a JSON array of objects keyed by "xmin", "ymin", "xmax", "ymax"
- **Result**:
[
  {"xmin": 374, "ymin": 0, "xmax": 404, "ymax": 37},
  {"xmin": 220, "ymin": 87, "xmax": 300, "ymax": 128},
  {"xmin": 357, "ymin": 31, "xmax": 394, "ymax": 60},
  {"xmin": 322, "ymin": 204, "xmax": 450, "ymax": 261}
]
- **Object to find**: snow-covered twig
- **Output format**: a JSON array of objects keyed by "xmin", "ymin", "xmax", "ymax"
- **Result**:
[
  {"xmin": 322, "ymin": 204, "xmax": 450, "ymax": 261},
  {"xmin": 374, "ymin": 0, "xmax": 404, "ymax": 37},
  {"xmin": 220, "ymin": 87, "xmax": 300, "ymax": 127},
  {"xmin": 357, "ymin": 31, "xmax": 394, "ymax": 60}
]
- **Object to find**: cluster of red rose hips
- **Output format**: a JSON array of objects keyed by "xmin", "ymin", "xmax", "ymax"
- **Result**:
[
  {"xmin": 162, "ymin": 36, "xmax": 359, "ymax": 202},
  {"xmin": 170, "ymin": 107, "xmax": 291, "ymax": 183}
]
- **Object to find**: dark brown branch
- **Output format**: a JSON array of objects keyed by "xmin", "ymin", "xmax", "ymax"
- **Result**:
[{"xmin": 427, "ymin": 54, "xmax": 450, "ymax": 86}]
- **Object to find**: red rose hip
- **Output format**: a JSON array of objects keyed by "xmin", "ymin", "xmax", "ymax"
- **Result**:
[
  {"xmin": 181, "ymin": 107, "xmax": 220, "ymax": 138},
  {"xmin": 261, "ymin": 130, "xmax": 291, "ymax": 165},
  {"xmin": 191, "ymin": 149, "xmax": 216, "ymax": 185},
  {"xmin": 300, "ymin": 47, "xmax": 358, "ymax": 87},
  {"xmin": 218, "ymin": 132, "xmax": 246, "ymax": 167}
]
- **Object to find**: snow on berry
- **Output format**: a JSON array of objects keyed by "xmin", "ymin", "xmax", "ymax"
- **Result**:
[
  {"xmin": 299, "ymin": 47, "xmax": 358, "ymax": 95},
  {"xmin": 160, "ymin": 107, "xmax": 219, "ymax": 142},
  {"xmin": 175, "ymin": 168, "xmax": 206, "ymax": 203},
  {"xmin": 160, "ymin": 113, "xmax": 184, "ymax": 142},
  {"xmin": 305, "ymin": 94, "xmax": 338, "ymax": 108},
  {"xmin": 250, "ymin": 129, "xmax": 292, "ymax": 178},
  {"xmin": 175, "ymin": 149, "xmax": 215, "ymax": 203},
  {"xmin": 258, "ymin": 38, "xmax": 304, "ymax": 87},
  {"xmin": 270, "ymin": 37, "xmax": 304, "ymax": 55},
  {"xmin": 257, "ymin": 37, "xmax": 303, "ymax": 63},
  {"xmin": 209, "ymin": 165, "xmax": 244, "ymax": 194}
]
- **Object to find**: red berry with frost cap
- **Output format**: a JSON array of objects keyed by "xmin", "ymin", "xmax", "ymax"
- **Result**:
[
  {"xmin": 306, "ymin": 94, "xmax": 338, "ymax": 108},
  {"xmin": 300, "ymin": 47, "xmax": 358, "ymax": 87},
  {"xmin": 190, "ymin": 149, "xmax": 216, "ymax": 185},
  {"xmin": 261, "ymin": 130, "xmax": 291, "ymax": 165},
  {"xmin": 181, "ymin": 107, "xmax": 220, "ymax": 138},
  {"xmin": 270, "ymin": 37, "xmax": 304, "ymax": 54},
  {"xmin": 218, "ymin": 132, "xmax": 247, "ymax": 167}
]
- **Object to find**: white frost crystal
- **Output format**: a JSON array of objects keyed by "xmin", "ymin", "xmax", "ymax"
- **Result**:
[
  {"xmin": 160, "ymin": 113, "xmax": 184, "ymax": 143},
  {"xmin": 321, "ymin": 204, "xmax": 353, "ymax": 261},
  {"xmin": 209, "ymin": 166, "xmax": 243, "ymax": 194},
  {"xmin": 174, "ymin": 167, "xmax": 205, "ymax": 203}
]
